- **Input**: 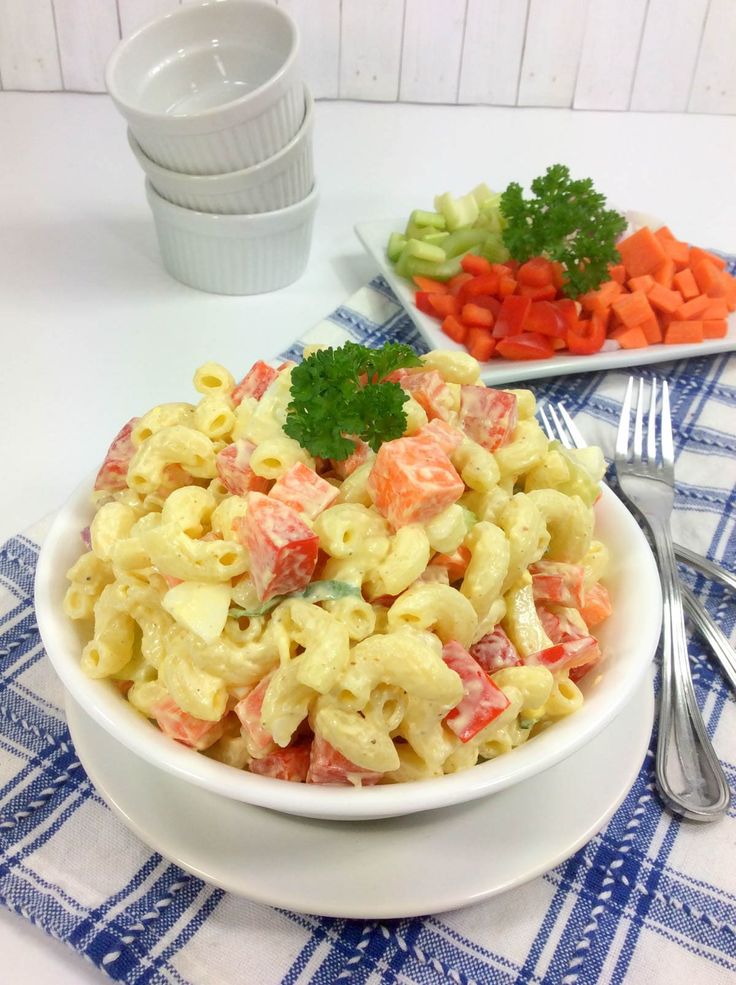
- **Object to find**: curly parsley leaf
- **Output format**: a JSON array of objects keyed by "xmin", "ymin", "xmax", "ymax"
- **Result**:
[
  {"xmin": 500, "ymin": 164, "xmax": 627, "ymax": 297},
  {"xmin": 283, "ymin": 342, "xmax": 423, "ymax": 460}
]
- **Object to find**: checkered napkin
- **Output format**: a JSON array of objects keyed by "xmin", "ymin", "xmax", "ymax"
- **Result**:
[{"xmin": 1, "ymin": 272, "xmax": 735, "ymax": 985}]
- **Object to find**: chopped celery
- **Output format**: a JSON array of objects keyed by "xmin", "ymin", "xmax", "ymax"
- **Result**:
[
  {"xmin": 394, "ymin": 245, "xmax": 413, "ymax": 279},
  {"xmin": 471, "ymin": 183, "xmax": 495, "ymax": 207},
  {"xmin": 405, "ymin": 256, "xmax": 463, "ymax": 281},
  {"xmin": 404, "ymin": 220, "xmax": 450, "ymax": 241},
  {"xmin": 441, "ymin": 227, "xmax": 488, "ymax": 258},
  {"xmin": 551, "ymin": 442, "xmax": 605, "ymax": 508},
  {"xmin": 230, "ymin": 580, "xmax": 361, "ymax": 619},
  {"xmin": 405, "ymin": 238, "xmax": 447, "ymax": 263},
  {"xmin": 479, "ymin": 234, "xmax": 511, "ymax": 263},
  {"xmin": 422, "ymin": 231, "xmax": 450, "ymax": 246},
  {"xmin": 475, "ymin": 209, "xmax": 504, "ymax": 236},
  {"xmin": 410, "ymin": 209, "xmax": 447, "ymax": 231},
  {"xmin": 387, "ymin": 232, "xmax": 407, "ymax": 262},
  {"xmin": 435, "ymin": 192, "xmax": 480, "ymax": 232}
]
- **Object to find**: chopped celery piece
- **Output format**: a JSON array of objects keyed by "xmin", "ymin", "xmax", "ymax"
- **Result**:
[
  {"xmin": 479, "ymin": 191, "xmax": 503, "ymax": 213},
  {"xmin": 471, "ymin": 183, "xmax": 495, "ymax": 207},
  {"xmin": 405, "ymin": 238, "xmax": 447, "ymax": 263},
  {"xmin": 394, "ymin": 245, "xmax": 413, "ymax": 279},
  {"xmin": 550, "ymin": 442, "xmax": 604, "ymax": 508},
  {"xmin": 422, "ymin": 231, "xmax": 450, "ymax": 246},
  {"xmin": 387, "ymin": 232, "xmax": 407, "ymax": 263},
  {"xmin": 436, "ymin": 192, "xmax": 480, "ymax": 232},
  {"xmin": 405, "ymin": 256, "xmax": 463, "ymax": 281},
  {"xmin": 410, "ymin": 209, "xmax": 447, "ymax": 231},
  {"xmin": 441, "ymin": 227, "xmax": 488, "ymax": 258},
  {"xmin": 475, "ymin": 209, "xmax": 504, "ymax": 236},
  {"xmin": 479, "ymin": 234, "xmax": 510, "ymax": 263}
]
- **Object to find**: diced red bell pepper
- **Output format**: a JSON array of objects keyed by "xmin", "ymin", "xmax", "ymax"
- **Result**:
[
  {"xmin": 466, "ymin": 329, "xmax": 496, "ymax": 362},
  {"xmin": 469, "ymin": 627, "xmax": 521, "ymax": 674},
  {"xmin": 428, "ymin": 294, "xmax": 460, "ymax": 318},
  {"xmin": 447, "ymin": 272, "xmax": 474, "ymax": 296},
  {"xmin": 555, "ymin": 298, "xmax": 580, "ymax": 333},
  {"xmin": 232, "ymin": 360, "xmax": 278, "ymax": 405},
  {"xmin": 331, "ymin": 438, "xmax": 372, "ymax": 479},
  {"xmin": 530, "ymin": 561, "xmax": 585, "ymax": 608},
  {"xmin": 459, "ymin": 272, "xmax": 500, "ymax": 304},
  {"xmin": 442, "ymin": 641, "xmax": 511, "ymax": 743},
  {"xmin": 216, "ymin": 439, "xmax": 270, "ymax": 496},
  {"xmin": 461, "ymin": 254, "xmax": 493, "ymax": 276},
  {"xmin": 495, "ymin": 332, "xmax": 554, "ymax": 361},
  {"xmin": 415, "ymin": 291, "xmax": 436, "ymax": 316},
  {"xmin": 467, "ymin": 294, "xmax": 501, "ymax": 318},
  {"xmin": 234, "ymin": 675, "xmax": 275, "ymax": 754},
  {"xmin": 306, "ymin": 734, "xmax": 382, "ymax": 785},
  {"xmin": 94, "ymin": 417, "xmax": 139, "ymax": 492},
  {"xmin": 493, "ymin": 295, "xmax": 532, "ymax": 338},
  {"xmin": 567, "ymin": 313, "xmax": 606, "ymax": 355},
  {"xmin": 249, "ymin": 743, "xmax": 312, "ymax": 782},
  {"xmin": 399, "ymin": 369, "xmax": 454, "ymax": 421},
  {"xmin": 497, "ymin": 276, "xmax": 518, "ymax": 297},
  {"xmin": 432, "ymin": 545, "xmax": 471, "ymax": 581},
  {"xmin": 524, "ymin": 636, "xmax": 601, "ymax": 674},
  {"xmin": 462, "ymin": 303, "xmax": 494, "ymax": 328},
  {"xmin": 525, "ymin": 300, "xmax": 566, "ymax": 338},
  {"xmin": 236, "ymin": 493, "xmax": 319, "ymax": 601},
  {"xmin": 442, "ymin": 314, "xmax": 468, "ymax": 343},
  {"xmin": 518, "ymin": 283, "xmax": 558, "ymax": 302},
  {"xmin": 459, "ymin": 385, "xmax": 518, "ymax": 451},
  {"xmin": 517, "ymin": 257, "xmax": 555, "ymax": 288}
]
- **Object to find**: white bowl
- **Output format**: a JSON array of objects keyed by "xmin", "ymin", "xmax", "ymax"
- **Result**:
[
  {"xmin": 128, "ymin": 88, "xmax": 314, "ymax": 214},
  {"xmin": 145, "ymin": 179, "xmax": 317, "ymax": 294},
  {"xmin": 35, "ymin": 478, "xmax": 662, "ymax": 821},
  {"xmin": 106, "ymin": 0, "xmax": 303, "ymax": 175}
]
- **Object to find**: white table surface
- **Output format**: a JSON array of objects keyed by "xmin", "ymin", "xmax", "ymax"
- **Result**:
[{"xmin": 0, "ymin": 92, "xmax": 735, "ymax": 984}]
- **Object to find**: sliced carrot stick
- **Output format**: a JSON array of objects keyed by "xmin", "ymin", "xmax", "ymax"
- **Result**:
[
  {"xmin": 413, "ymin": 275, "xmax": 449, "ymax": 294},
  {"xmin": 617, "ymin": 227, "xmax": 667, "ymax": 277},
  {"xmin": 611, "ymin": 325, "xmax": 649, "ymax": 349},
  {"xmin": 703, "ymin": 319, "xmax": 728, "ymax": 339},
  {"xmin": 647, "ymin": 284, "xmax": 683, "ymax": 315},
  {"xmin": 664, "ymin": 321, "xmax": 703, "ymax": 344},
  {"xmin": 673, "ymin": 268, "xmax": 699, "ymax": 300}
]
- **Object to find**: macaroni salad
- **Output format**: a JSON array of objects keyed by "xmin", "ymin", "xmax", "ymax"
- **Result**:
[{"xmin": 64, "ymin": 347, "xmax": 612, "ymax": 785}]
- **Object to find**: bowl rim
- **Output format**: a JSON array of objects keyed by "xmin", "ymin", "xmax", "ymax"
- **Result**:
[
  {"xmin": 106, "ymin": 0, "xmax": 300, "ymax": 130},
  {"xmin": 128, "ymin": 87, "xmax": 314, "ymax": 193},
  {"xmin": 35, "ymin": 474, "xmax": 662, "ymax": 820},
  {"xmin": 144, "ymin": 178, "xmax": 319, "ymax": 235}
]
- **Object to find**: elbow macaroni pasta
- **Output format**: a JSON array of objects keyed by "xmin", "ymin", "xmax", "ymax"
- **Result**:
[{"xmin": 66, "ymin": 351, "xmax": 612, "ymax": 786}]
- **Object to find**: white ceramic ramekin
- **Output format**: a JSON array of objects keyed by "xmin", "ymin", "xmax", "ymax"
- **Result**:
[
  {"xmin": 145, "ymin": 179, "xmax": 318, "ymax": 294},
  {"xmin": 106, "ymin": 0, "xmax": 303, "ymax": 175},
  {"xmin": 128, "ymin": 88, "xmax": 314, "ymax": 214}
]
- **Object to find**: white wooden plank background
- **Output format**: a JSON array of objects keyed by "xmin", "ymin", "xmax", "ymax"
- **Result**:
[{"xmin": 0, "ymin": 0, "xmax": 733, "ymax": 114}]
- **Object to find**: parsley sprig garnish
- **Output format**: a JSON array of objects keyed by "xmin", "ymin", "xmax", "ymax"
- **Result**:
[
  {"xmin": 501, "ymin": 164, "xmax": 627, "ymax": 296},
  {"xmin": 284, "ymin": 342, "xmax": 422, "ymax": 460}
]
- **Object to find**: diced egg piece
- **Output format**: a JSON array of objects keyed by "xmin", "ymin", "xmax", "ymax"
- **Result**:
[{"xmin": 162, "ymin": 582, "xmax": 231, "ymax": 644}]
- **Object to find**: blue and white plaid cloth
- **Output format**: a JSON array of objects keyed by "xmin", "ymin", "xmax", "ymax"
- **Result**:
[{"xmin": 1, "ymin": 274, "xmax": 735, "ymax": 984}]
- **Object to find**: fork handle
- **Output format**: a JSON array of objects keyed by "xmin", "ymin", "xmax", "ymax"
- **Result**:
[
  {"xmin": 649, "ymin": 517, "xmax": 731, "ymax": 821},
  {"xmin": 681, "ymin": 585, "xmax": 736, "ymax": 697},
  {"xmin": 675, "ymin": 543, "xmax": 736, "ymax": 594}
]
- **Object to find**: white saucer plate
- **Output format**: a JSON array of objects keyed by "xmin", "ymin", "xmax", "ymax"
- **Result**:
[
  {"xmin": 355, "ymin": 218, "xmax": 736, "ymax": 386},
  {"xmin": 66, "ymin": 681, "xmax": 654, "ymax": 919}
]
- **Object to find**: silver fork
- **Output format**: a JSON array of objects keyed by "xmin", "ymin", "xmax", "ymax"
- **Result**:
[
  {"xmin": 540, "ymin": 402, "xmax": 736, "ymax": 698},
  {"xmin": 614, "ymin": 378, "xmax": 730, "ymax": 821}
]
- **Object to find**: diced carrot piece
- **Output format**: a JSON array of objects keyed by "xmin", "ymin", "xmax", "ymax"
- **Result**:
[
  {"xmin": 674, "ymin": 268, "xmax": 698, "ymax": 300},
  {"xmin": 462, "ymin": 303, "xmax": 494, "ymax": 328},
  {"xmin": 609, "ymin": 263, "xmax": 627, "ymax": 284},
  {"xmin": 675, "ymin": 294, "xmax": 711, "ymax": 320},
  {"xmin": 617, "ymin": 227, "xmax": 667, "ymax": 277},
  {"xmin": 692, "ymin": 259, "xmax": 722, "ymax": 296},
  {"xmin": 627, "ymin": 274, "xmax": 655, "ymax": 293},
  {"xmin": 428, "ymin": 294, "xmax": 460, "ymax": 318},
  {"xmin": 654, "ymin": 226, "xmax": 676, "ymax": 243},
  {"xmin": 461, "ymin": 254, "xmax": 492, "ymax": 277},
  {"xmin": 647, "ymin": 284, "xmax": 683, "ymax": 315},
  {"xmin": 611, "ymin": 325, "xmax": 649, "ymax": 349},
  {"xmin": 664, "ymin": 321, "xmax": 703, "ymax": 344},
  {"xmin": 639, "ymin": 313, "xmax": 663, "ymax": 344},
  {"xmin": 661, "ymin": 238, "xmax": 690, "ymax": 270},
  {"xmin": 701, "ymin": 298, "xmax": 728, "ymax": 319},
  {"xmin": 652, "ymin": 258, "xmax": 675, "ymax": 288},
  {"xmin": 611, "ymin": 290, "xmax": 654, "ymax": 328},
  {"xmin": 716, "ymin": 270, "xmax": 736, "ymax": 310},
  {"xmin": 689, "ymin": 247, "xmax": 726, "ymax": 271},
  {"xmin": 442, "ymin": 314, "xmax": 468, "ymax": 344},
  {"xmin": 703, "ymin": 319, "xmax": 728, "ymax": 339},
  {"xmin": 579, "ymin": 280, "xmax": 621, "ymax": 316},
  {"xmin": 466, "ymin": 329, "xmax": 496, "ymax": 362},
  {"xmin": 447, "ymin": 272, "xmax": 474, "ymax": 296},
  {"xmin": 413, "ymin": 275, "xmax": 449, "ymax": 294}
]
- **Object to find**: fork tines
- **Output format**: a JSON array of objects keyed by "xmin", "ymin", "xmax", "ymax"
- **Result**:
[{"xmin": 616, "ymin": 376, "xmax": 674, "ymax": 473}]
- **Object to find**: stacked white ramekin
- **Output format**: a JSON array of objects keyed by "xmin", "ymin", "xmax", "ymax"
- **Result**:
[{"xmin": 106, "ymin": 0, "xmax": 317, "ymax": 295}]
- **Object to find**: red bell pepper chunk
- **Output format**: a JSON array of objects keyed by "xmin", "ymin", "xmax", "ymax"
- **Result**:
[
  {"xmin": 447, "ymin": 272, "xmax": 474, "ymax": 296},
  {"xmin": 518, "ymin": 283, "xmax": 558, "ymax": 302},
  {"xmin": 467, "ymin": 294, "xmax": 501, "ymax": 318},
  {"xmin": 469, "ymin": 627, "xmax": 521, "ymax": 674},
  {"xmin": 306, "ymin": 734, "xmax": 383, "ymax": 785},
  {"xmin": 495, "ymin": 332, "xmax": 554, "ymax": 361},
  {"xmin": 269, "ymin": 461, "xmax": 339, "ymax": 519},
  {"xmin": 567, "ymin": 312, "xmax": 606, "ymax": 355},
  {"xmin": 497, "ymin": 276, "xmax": 518, "ymax": 297},
  {"xmin": 459, "ymin": 385, "xmax": 518, "ymax": 451},
  {"xmin": 234, "ymin": 675, "xmax": 275, "ymax": 754},
  {"xmin": 232, "ymin": 360, "xmax": 278, "ymax": 405},
  {"xmin": 530, "ymin": 561, "xmax": 586, "ymax": 608},
  {"xmin": 236, "ymin": 493, "xmax": 319, "ymax": 601},
  {"xmin": 493, "ymin": 295, "xmax": 532, "ymax": 338},
  {"xmin": 462, "ymin": 303, "xmax": 494, "ymax": 328},
  {"xmin": 442, "ymin": 314, "xmax": 468, "ymax": 344},
  {"xmin": 524, "ymin": 635, "xmax": 601, "ymax": 674},
  {"xmin": 556, "ymin": 298, "xmax": 580, "ymax": 333},
  {"xmin": 517, "ymin": 257, "xmax": 555, "ymax": 288},
  {"xmin": 466, "ymin": 330, "xmax": 496, "ymax": 363},
  {"xmin": 415, "ymin": 291, "xmax": 436, "ymax": 316},
  {"xmin": 525, "ymin": 301, "xmax": 567, "ymax": 338},
  {"xmin": 442, "ymin": 641, "xmax": 511, "ymax": 743},
  {"xmin": 216, "ymin": 439, "xmax": 270, "ymax": 496},
  {"xmin": 94, "ymin": 417, "xmax": 139, "ymax": 492},
  {"xmin": 462, "ymin": 272, "xmax": 501, "ymax": 300},
  {"xmin": 428, "ymin": 294, "xmax": 460, "ymax": 318},
  {"xmin": 413, "ymin": 274, "xmax": 449, "ymax": 294},
  {"xmin": 249, "ymin": 744, "xmax": 312, "ymax": 782},
  {"xmin": 461, "ymin": 254, "xmax": 493, "ymax": 276}
]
